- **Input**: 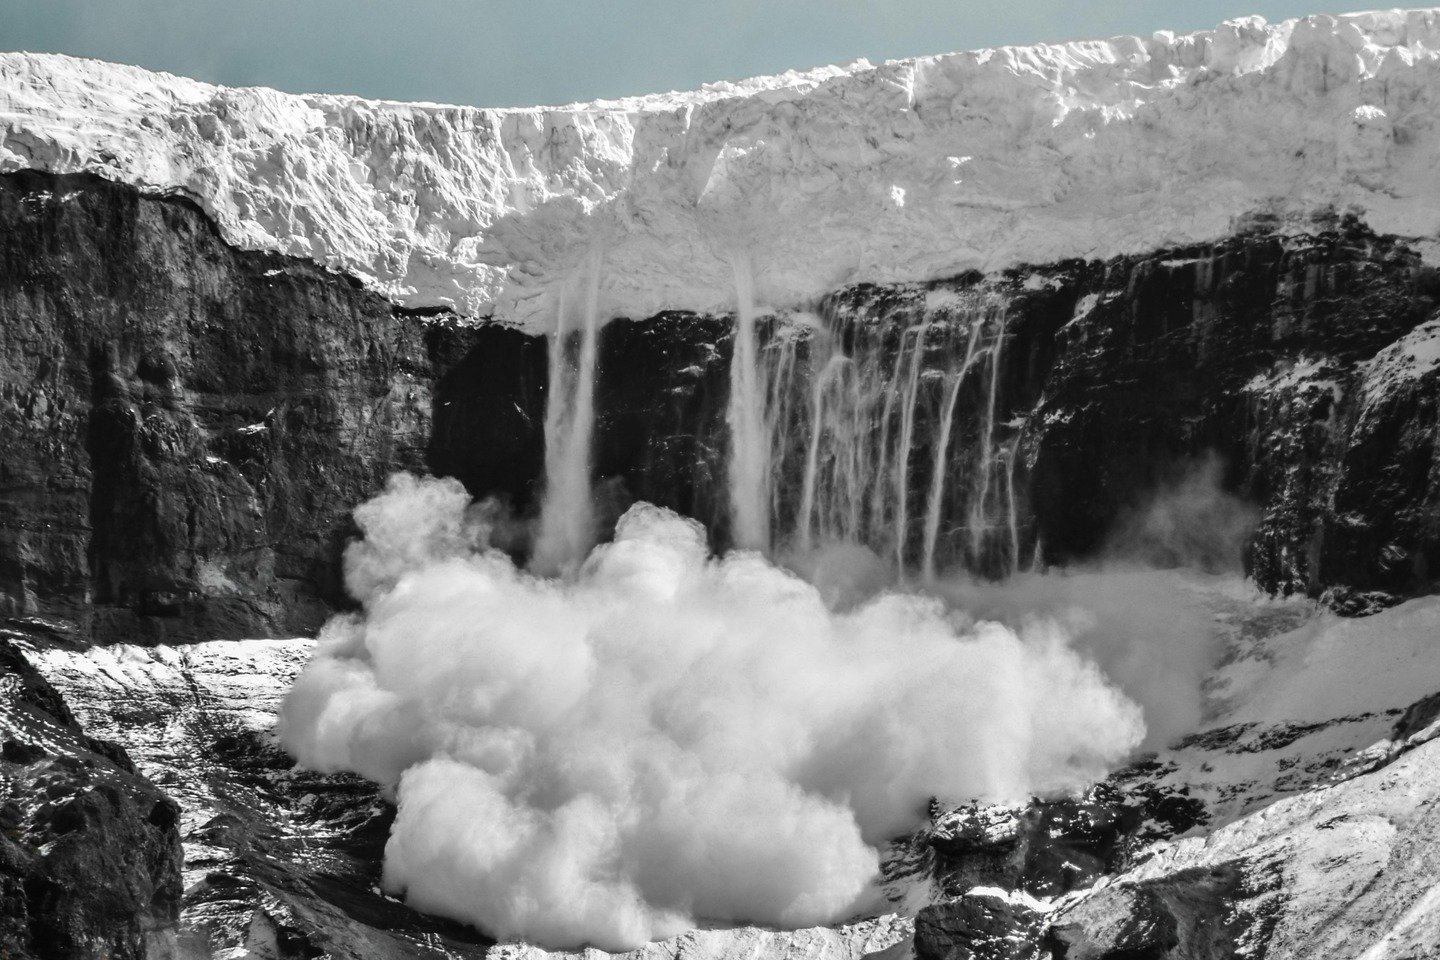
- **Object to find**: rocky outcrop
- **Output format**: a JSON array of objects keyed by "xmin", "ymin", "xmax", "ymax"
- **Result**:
[
  {"xmin": 0, "ymin": 169, "xmax": 541, "ymax": 644},
  {"xmin": 4, "ymin": 170, "xmax": 1438, "ymax": 646},
  {"xmin": 914, "ymin": 891, "xmax": 1044, "ymax": 960},
  {"xmin": 587, "ymin": 217, "xmax": 1440, "ymax": 603},
  {"xmin": 0, "ymin": 633, "xmax": 183, "ymax": 959},
  {"xmin": 1015, "ymin": 217, "xmax": 1440, "ymax": 601}
]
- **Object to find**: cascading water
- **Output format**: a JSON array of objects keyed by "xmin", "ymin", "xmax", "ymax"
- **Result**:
[
  {"xmin": 532, "ymin": 249, "xmax": 604, "ymax": 576},
  {"xmin": 726, "ymin": 252, "xmax": 771, "ymax": 551},
  {"xmin": 757, "ymin": 286, "xmax": 1022, "ymax": 578},
  {"xmin": 535, "ymin": 263, "xmax": 1024, "ymax": 579},
  {"xmin": 920, "ymin": 319, "xmax": 984, "ymax": 581}
]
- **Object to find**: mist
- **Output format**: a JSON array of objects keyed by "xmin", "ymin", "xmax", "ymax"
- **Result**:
[
  {"xmin": 785, "ymin": 456, "xmax": 1257, "ymax": 748},
  {"xmin": 279, "ymin": 473, "xmax": 1147, "ymax": 950}
]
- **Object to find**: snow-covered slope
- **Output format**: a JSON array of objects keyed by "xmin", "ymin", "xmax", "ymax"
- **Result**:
[
  {"xmin": 16, "ymin": 585, "xmax": 1440, "ymax": 959},
  {"xmin": 4, "ymin": 9, "xmax": 1440, "ymax": 328}
]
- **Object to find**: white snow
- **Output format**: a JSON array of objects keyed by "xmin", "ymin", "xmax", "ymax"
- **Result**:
[
  {"xmin": 5, "ymin": 9, "xmax": 1440, "ymax": 329},
  {"xmin": 1093, "ymin": 738, "xmax": 1440, "ymax": 958},
  {"xmin": 1358, "ymin": 316, "xmax": 1440, "ymax": 416},
  {"xmin": 1045, "ymin": 595, "xmax": 1440, "ymax": 957},
  {"xmin": 1217, "ymin": 595, "xmax": 1440, "ymax": 727},
  {"xmin": 1109, "ymin": 593, "xmax": 1440, "ymax": 830},
  {"xmin": 1243, "ymin": 356, "xmax": 1340, "ymax": 398},
  {"xmin": 487, "ymin": 916, "xmax": 911, "ymax": 960}
]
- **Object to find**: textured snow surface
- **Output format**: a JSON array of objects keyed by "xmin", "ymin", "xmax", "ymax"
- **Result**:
[
  {"xmin": 1125, "ymin": 594, "xmax": 1440, "ymax": 826},
  {"xmin": 27, "ymin": 638, "xmax": 314, "ymax": 837},
  {"xmin": 1089, "ymin": 737, "xmax": 1440, "ymax": 958},
  {"xmin": 1360, "ymin": 315, "xmax": 1440, "ymax": 412},
  {"xmin": 488, "ymin": 916, "xmax": 910, "ymax": 960},
  {"xmin": 5, "ymin": 9, "xmax": 1440, "ymax": 328}
]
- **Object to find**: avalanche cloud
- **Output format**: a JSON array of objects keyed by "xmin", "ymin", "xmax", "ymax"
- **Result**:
[{"xmin": 279, "ymin": 474, "xmax": 1145, "ymax": 949}]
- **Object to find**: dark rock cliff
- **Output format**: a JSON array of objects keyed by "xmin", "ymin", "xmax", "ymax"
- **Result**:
[
  {"xmin": 1014, "ymin": 221, "xmax": 1440, "ymax": 604},
  {"xmin": 0, "ymin": 170, "xmax": 542, "ymax": 645},
  {"xmin": 589, "ymin": 219, "xmax": 1440, "ymax": 606},
  {"xmin": 3, "ymin": 172, "xmax": 1438, "ymax": 650}
]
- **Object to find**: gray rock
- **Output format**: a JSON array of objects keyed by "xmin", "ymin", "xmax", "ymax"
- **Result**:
[{"xmin": 0, "ymin": 637, "xmax": 183, "ymax": 960}]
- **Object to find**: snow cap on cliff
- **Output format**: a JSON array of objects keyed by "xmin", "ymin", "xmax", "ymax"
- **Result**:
[{"xmin": 3, "ymin": 8, "xmax": 1440, "ymax": 329}]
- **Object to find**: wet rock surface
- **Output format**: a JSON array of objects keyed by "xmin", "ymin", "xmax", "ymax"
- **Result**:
[
  {"xmin": 581, "ymin": 218, "xmax": 1440, "ymax": 603},
  {"xmin": 4, "ymin": 173, "xmax": 1438, "ymax": 646}
]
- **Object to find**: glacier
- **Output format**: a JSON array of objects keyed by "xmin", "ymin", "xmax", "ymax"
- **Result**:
[{"xmin": 3, "ymin": 9, "xmax": 1440, "ymax": 327}]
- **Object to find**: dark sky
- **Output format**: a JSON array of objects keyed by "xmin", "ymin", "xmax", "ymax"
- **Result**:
[{"xmin": 1, "ymin": 1, "xmax": 1348, "ymax": 107}]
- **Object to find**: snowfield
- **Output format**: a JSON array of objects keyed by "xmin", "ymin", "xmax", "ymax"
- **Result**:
[{"xmin": 4, "ymin": 9, "xmax": 1440, "ymax": 328}]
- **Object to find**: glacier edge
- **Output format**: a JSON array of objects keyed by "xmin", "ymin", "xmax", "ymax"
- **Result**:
[{"xmin": 3, "ymin": 9, "xmax": 1440, "ymax": 330}]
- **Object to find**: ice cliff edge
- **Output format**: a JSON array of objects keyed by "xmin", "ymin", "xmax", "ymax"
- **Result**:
[{"xmin": 3, "ymin": 8, "xmax": 1440, "ymax": 328}]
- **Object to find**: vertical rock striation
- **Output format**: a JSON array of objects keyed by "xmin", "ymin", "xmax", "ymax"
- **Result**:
[{"xmin": 0, "ymin": 170, "xmax": 543, "ymax": 644}]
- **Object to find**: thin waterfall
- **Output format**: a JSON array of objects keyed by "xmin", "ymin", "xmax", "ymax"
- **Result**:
[
  {"xmin": 968, "ymin": 310, "xmax": 1009, "ymax": 566},
  {"xmin": 532, "ymin": 250, "xmax": 604, "ymax": 576},
  {"xmin": 727, "ymin": 252, "xmax": 771, "ymax": 551},
  {"xmin": 1004, "ymin": 436, "xmax": 1022, "ymax": 570},
  {"xmin": 750, "ymin": 285, "xmax": 1021, "ymax": 578},
  {"xmin": 921, "ymin": 321, "xmax": 983, "ymax": 581},
  {"xmin": 893, "ymin": 323, "xmax": 929, "ymax": 569},
  {"xmin": 797, "ymin": 351, "xmax": 844, "ymax": 553}
]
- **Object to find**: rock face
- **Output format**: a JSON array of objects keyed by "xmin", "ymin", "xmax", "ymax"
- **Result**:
[
  {"xmin": 3, "ymin": 170, "xmax": 1438, "ymax": 646},
  {"xmin": 0, "ymin": 170, "xmax": 542, "ymax": 644},
  {"xmin": 587, "ymin": 219, "xmax": 1440, "ymax": 601},
  {"xmin": 914, "ymin": 891, "xmax": 1044, "ymax": 960},
  {"xmin": 0, "ymin": 633, "xmax": 182, "ymax": 959},
  {"xmin": 1015, "ymin": 219, "xmax": 1440, "ymax": 601}
]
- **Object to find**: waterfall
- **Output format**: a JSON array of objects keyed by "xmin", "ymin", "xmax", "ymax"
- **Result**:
[
  {"xmin": 532, "ymin": 250, "xmax": 604, "ymax": 576},
  {"xmin": 920, "ymin": 320, "xmax": 983, "ymax": 581},
  {"xmin": 892, "ymin": 322, "xmax": 929, "ymax": 570},
  {"xmin": 967, "ymin": 313, "xmax": 1008, "ymax": 566},
  {"xmin": 753, "ymin": 286, "xmax": 1021, "ymax": 578},
  {"xmin": 726, "ymin": 252, "xmax": 771, "ymax": 551}
]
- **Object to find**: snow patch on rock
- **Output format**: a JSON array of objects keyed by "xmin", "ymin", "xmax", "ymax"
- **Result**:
[
  {"xmin": 4, "ymin": 9, "xmax": 1440, "ymax": 329},
  {"xmin": 488, "ymin": 916, "xmax": 910, "ymax": 960},
  {"xmin": 1359, "ymin": 315, "xmax": 1440, "ymax": 414}
]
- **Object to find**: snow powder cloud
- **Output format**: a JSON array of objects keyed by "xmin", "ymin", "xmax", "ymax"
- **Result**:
[{"xmin": 279, "ymin": 473, "xmax": 1145, "ymax": 949}]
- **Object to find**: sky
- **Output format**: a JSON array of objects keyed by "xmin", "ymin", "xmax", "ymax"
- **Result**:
[{"xmin": 1, "ymin": 1, "xmax": 1354, "ymax": 108}]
